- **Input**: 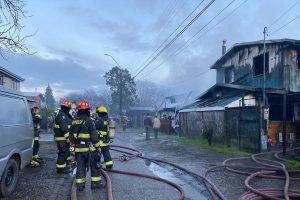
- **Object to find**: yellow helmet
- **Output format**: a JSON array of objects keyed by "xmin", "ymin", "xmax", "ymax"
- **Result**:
[{"xmin": 97, "ymin": 106, "xmax": 108, "ymax": 113}]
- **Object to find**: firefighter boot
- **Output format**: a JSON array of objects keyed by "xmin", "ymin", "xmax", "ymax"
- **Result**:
[
  {"xmin": 29, "ymin": 160, "xmax": 40, "ymax": 167},
  {"xmin": 77, "ymin": 185, "xmax": 85, "ymax": 192},
  {"xmin": 91, "ymin": 181, "xmax": 106, "ymax": 189},
  {"xmin": 57, "ymin": 168, "xmax": 72, "ymax": 174}
]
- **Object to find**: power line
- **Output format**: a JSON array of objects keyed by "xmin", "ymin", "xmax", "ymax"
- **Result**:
[
  {"xmin": 134, "ymin": 0, "xmax": 216, "ymax": 78},
  {"xmin": 132, "ymin": 0, "xmax": 185, "ymax": 74},
  {"xmin": 269, "ymin": 13, "xmax": 300, "ymax": 36},
  {"xmin": 268, "ymin": 0, "xmax": 300, "ymax": 29},
  {"xmin": 133, "ymin": 0, "xmax": 205, "ymax": 75},
  {"xmin": 130, "ymin": 0, "xmax": 174, "ymax": 70},
  {"xmin": 140, "ymin": 0, "xmax": 247, "ymax": 80}
]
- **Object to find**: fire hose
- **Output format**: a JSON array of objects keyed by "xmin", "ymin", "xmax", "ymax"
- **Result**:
[{"xmin": 104, "ymin": 144, "xmax": 300, "ymax": 200}]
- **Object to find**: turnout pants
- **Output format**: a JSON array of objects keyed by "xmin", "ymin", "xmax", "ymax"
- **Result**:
[
  {"xmin": 75, "ymin": 151, "xmax": 102, "ymax": 187},
  {"xmin": 32, "ymin": 130, "xmax": 40, "ymax": 158},
  {"xmin": 145, "ymin": 126, "xmax": 151, "ymax": 140},
  {"xmin": 101, "ymin": 146, "xmax": 113, "ymax": 169},
  {"xmin": 56, "ymin": 141, "xmax": 70, "ymax": 170},
  {"xmin": 153, "ymin": 128, "xmax": 159, "ymax": 139}
]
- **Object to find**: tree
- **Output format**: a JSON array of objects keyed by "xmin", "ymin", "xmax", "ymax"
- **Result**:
[
  {"xmin": 45, "ymin": 83, "xmax": 55, "ymax": 109},
  {"xmin": 0, "ymin": 0, "xmax": 32, "ymax": 57},
  {"xmin": 63, "ymin": 89, "xmax": 111, "ymax": 110},
  {"xmin": 104, "ymin": 67, "xmax": 136, "ymax": 114}
]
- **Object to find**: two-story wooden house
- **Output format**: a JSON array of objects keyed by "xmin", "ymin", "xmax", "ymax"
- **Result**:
[{"xmin": 179, "ymin": 39, "xmax": 300, "ymax": 152}]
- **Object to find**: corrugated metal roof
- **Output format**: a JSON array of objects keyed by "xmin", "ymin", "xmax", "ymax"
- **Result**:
[
  {"xmin": 209, "ymin": 95, "xmax": 241, "ymax": 107},
  {"xmin": 179, "ymin": 106, "xmax": 225, "ymax": 113},
  {"xmin": 23, "ymin": 92, "xmax": 41, "ymax": 97}
]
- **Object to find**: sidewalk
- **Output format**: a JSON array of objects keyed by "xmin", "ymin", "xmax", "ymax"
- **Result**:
[{"xmin": 72, "ymin": 132, "xmax": 181, "ymax": 200}]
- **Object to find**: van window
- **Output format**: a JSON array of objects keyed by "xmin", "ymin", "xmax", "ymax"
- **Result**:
[{"xmin": 0, "ymin": 95, "xmax": 29, "ymax": 126}]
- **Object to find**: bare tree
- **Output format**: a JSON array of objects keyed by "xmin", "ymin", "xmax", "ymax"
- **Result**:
[
  {"xmin": 0, "ymin": 0, "xmax": 32, "ymax": 56},
  {"xmin": 135, "ymin": 81, "xmax": 165, "ymax": 107},
  {"xmin": 62, "ymin": 89, "xmax": 111, "ymax": 110}
]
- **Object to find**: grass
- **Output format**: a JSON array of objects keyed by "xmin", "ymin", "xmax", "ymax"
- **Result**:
[
  {"xmin": 156, "ymin": 131, "xmax": 251, "ymax": 156},
  {"xmin": 283, "ymin": 155, "xmax": 300, "ymax": 170},
  {"xmin": 178, "ymin": 137, "xmax": 251, "ymax": 156}
]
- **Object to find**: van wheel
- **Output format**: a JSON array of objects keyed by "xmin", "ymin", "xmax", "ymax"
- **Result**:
[{"xmin": 0, "ymin": 159, "xmax": 19, "ymax": 197}]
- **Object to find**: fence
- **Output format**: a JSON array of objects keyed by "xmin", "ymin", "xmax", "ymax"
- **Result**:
[{"xmin": 178, "ymin": 106, "xmax": 261, "ymax": 152}]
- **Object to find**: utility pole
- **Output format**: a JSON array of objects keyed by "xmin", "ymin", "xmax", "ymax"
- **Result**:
[
  {"xmin": 260, "ymin": 27, "xmax": 268, "ymax": 151},
  {"xmin": 283, "ymin": 91, "xmax": 287, "ymax": 155},
  {"xmin": 263, "ymin": 27, "xmax": 267, "ymax": 106},
  {"xmin": 119, "ymin": 68, "xmax": 123, "ymax": 116}
]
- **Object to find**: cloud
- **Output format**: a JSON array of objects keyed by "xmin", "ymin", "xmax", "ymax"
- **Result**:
[
  {"xmin": 10, "ymin": 0, "xmax": 300, "ymax": 100},
  {"xmin": 0, "ymin": 53, "xmax": 108, "ymax": 99}
]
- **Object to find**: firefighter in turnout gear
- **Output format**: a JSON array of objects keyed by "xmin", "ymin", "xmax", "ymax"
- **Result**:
[
  {"xmin": 69, "ymin": 102, "xmax": 104, "ymax": 192},
  {"xmin": 95, "ymin": 106, "xmax": 113, "ymax": 169},
  {"xmin": 30, "ymin": 106, "xmax": 43, "ymax": 167},
  {"xmin": 53, "ymin": 100, "xmax": 73, "ymax": 174}
]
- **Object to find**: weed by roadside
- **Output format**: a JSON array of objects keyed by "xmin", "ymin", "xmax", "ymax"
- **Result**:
[{"xmin": 157, "ymin": 131, "xmax": 251, "ymax": 156}]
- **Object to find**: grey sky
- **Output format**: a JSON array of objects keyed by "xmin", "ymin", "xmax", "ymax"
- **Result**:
[{"xmin": 0, "ymin": 0, "xmax": 299, "ymax": 99}]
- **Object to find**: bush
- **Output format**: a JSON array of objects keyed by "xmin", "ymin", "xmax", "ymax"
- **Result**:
[{"xmin": 203, "ymin": 126, "xmax": 213, "ymax": 146}]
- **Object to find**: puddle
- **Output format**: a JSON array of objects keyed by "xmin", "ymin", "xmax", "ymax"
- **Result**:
[
  {"xmin": 40, "ymin": 134, "xmax": 54, "ymax": 142},
  {"xmin": 148, "ymin": 162, "xmax": 208, "ymax": 200}
]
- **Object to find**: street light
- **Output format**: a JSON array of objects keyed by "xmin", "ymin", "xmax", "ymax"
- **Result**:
[{"xmin": 104, "ymin": 53, "xmax": 121, "ymax": 68}]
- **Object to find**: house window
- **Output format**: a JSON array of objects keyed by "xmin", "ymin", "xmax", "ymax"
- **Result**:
[
  {"xmin": 11, "ymin": 80, "xmax": 17, "ymax": 89},
  {"xmin": 225, "ymin": 66, "xmax": 234, "ymax": 83},
  {"xmin": 253, "ymin": 53, "xmax": 269, "ymax": 76}
]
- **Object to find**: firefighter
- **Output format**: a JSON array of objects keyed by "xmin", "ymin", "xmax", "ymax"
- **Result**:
[
  {"xmin": 95, "ymin": 106, "xmax": 113, "ymax": 169},
  {"xmin": 69, "ymin": 101, "xmax": 104, "ymax": 191},
  {"xmin": 53, "ymin": 100, "xmax": 73, "ymax": 174},
  {"xmin": 30, "ymin": 106, "xmax": 43, "ymax": 167}
]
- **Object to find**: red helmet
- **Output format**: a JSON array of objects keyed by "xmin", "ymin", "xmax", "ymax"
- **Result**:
[
  {"xmin": 77, "ymin": 101, "xmax": 91, "ymax": 110},
  {"xmin": 61, "ymin": 100, "xmax": 72, "ymax": 108}
]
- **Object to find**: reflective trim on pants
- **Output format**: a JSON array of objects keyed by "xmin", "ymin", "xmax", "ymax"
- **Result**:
[
  {"xmin": 56, "ymin": 163, "xmax": 66, "ymax": 168},
  {"xmin": 76, "ymin": 178, "xmax": 86, "ymax": 184},
  {"xmin": 105, "ymin": 161, "xmax": 113, "ymax": 166},
  {"xmin": 91, "ymin": 176, "xmax": 101, "ymax": 182}
]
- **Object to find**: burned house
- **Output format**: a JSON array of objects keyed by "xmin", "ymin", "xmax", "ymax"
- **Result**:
[{"xmin": 179, "ymin": 39, "xmax": 300, "ymax": 152}]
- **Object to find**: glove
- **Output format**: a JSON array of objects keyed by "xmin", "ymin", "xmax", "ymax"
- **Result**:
[{"xmin": 96, "ymin": 147, "xmax": 101, "ymax": 153}]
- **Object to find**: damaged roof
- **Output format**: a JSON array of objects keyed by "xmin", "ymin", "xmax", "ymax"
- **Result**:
[{"xmin": 211, "ymin": 38, "xmax": 300, "ymax": 69}]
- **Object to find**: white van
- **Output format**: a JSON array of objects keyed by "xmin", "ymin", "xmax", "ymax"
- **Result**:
[{"xmin": 0, "ymin": 85, "xmax": 33, "ymax": 197}]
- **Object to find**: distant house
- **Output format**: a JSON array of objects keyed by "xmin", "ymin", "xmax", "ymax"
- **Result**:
[
  {"xmin": 127, "ymin": 106, "xmax": 155, "ymax": 128},
  {"xmin": 0, "ymin": 66, "xmax": 24, "ymax": 90},
  {"xmin": 179, "ymin": 39, "xmax": 300, "ymax": 152},
  {"xmin": 158, "ymin": 92, "xmax": 195, "ymax": 119},
  {"xmin": 23, "ymin": 92, "xmax": 44, "ymax": 108}
]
